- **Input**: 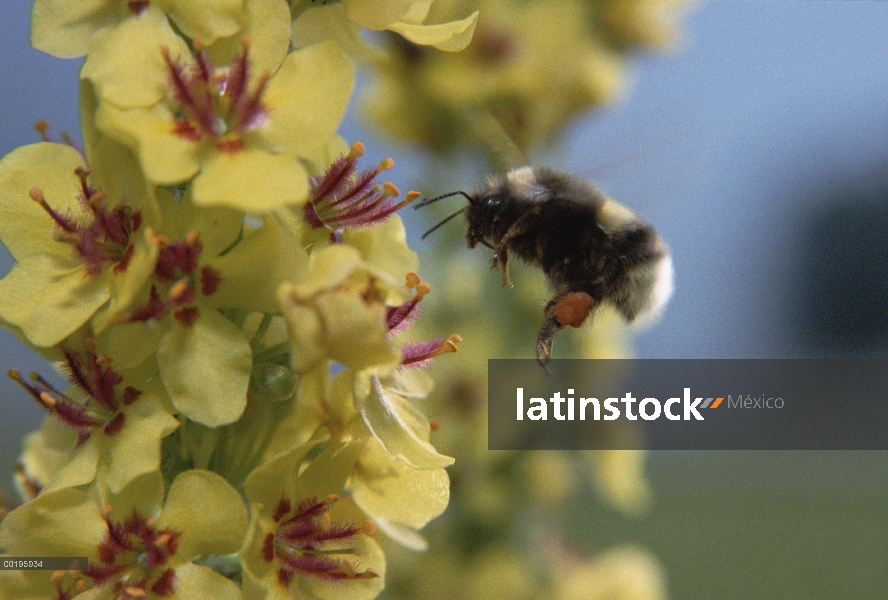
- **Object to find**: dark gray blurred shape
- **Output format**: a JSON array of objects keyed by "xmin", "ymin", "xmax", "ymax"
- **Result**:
[{"xmin": 791, "ymin": 168, "xmax": 888, "ymax": 356}]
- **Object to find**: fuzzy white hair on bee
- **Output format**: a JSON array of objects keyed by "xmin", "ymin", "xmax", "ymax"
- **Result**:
[{"xmin": 416, "ymin": 166, "xmax": 673, "ymax": 368}]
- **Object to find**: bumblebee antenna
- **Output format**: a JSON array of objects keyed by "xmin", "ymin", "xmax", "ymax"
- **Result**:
[
  {"xmin": 414, "ymin": 190, "xmax": 474, "ymax": 209},
  {"xmin": 421, "ymin": 206, "xmax": 468, "ymax": 239}
]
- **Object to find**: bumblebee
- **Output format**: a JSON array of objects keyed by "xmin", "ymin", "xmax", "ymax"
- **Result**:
[{"xmin": 417, "ymin": 166, "xmax": 674, "ymax": 366}]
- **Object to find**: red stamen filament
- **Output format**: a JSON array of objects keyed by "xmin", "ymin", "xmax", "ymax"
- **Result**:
[
  {"xmin": 163, "ymin": 41, "xmax": 270, "ymax": 145},
  {"xmin": 82, "ymin": 509, "xmax": 182, "ymax": 596},
  {"xmin": 269, "ymin": 495, "xmax": 379, "ymax": 585},
  {"xmin": 306, "ymin": 143, "xmax": 419, "ymax": 233},
  {"xmin": 7, "ymin": 342, "xmax": 140, "ymax": 438},
  {"xmin": 401, "ymin": 334, "xmax": 462, "ymax": 367}
]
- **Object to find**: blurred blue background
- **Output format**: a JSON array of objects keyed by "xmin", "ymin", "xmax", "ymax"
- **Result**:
[{"xmin": 2, "ymin": 2, "xmax": 887, "ymax": 598}]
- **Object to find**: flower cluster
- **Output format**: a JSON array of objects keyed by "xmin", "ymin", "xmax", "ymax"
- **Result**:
[
  {"xmin": 362, "ymin": 0, "xmax": 693, "ymax": 155},
  {"xmin": 0, "ymin": 1, "xmax": 475, "ymax": 598}
]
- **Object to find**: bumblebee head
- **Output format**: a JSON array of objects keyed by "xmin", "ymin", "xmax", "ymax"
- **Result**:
[{"xmin": 414, "ymin": 190, "xmax": 476, "ymax": 239}]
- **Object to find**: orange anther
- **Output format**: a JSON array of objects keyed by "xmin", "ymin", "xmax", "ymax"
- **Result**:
[
  {"xmin": 382, "ymin": 181, "xmax": 399, "ymax": 197},
  {"xmin": 405, "ymin": 272, "xmax": 421, "ymax": 288}
]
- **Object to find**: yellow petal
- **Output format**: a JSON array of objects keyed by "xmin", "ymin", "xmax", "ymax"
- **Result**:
[
  {"xmin": 191, "ymin": 148, "xmax": 309, "ymax": 211},
  {"xmin": 208, "ymin": 217, "xmax": 310, "ymax": 312},
  {"xmin": 388, "ymin": 10, "xmax": 479, "ymax": 51},
  {"xmin": 278, "ymin": 246, "xmax": 402, "ymax": 373},
  {"xmin": 42, "ymin": 441, "xmax": 100, "ymax": 494},
  {"xmin": 81, "ymin": 6, "xmax": 192, "ymax": 108},
  {"xmin": 30, "ymin": 0, "xmax": 117, "ymax": 58},
  {"xmin": 16, "ymin": 417, "xmax": 77, "ymax": 498},
  {"xmin": 157, "ymin": 470, "xmax": 249, "ymax": 559},
  {"xmin": 258, "ymin": 41, "xmax": 354, "ymax": 157},
  {"xmin": 105, "ymin": 390, "xmax": 179, "ymax": 494},
  {"xmin": 80, "ymin": 81, "xmax": 158, "ymax": 218},
  {"xmin": 350, "ymin": 438, "xmax": 449, "ymax": 529},
  {"xmin": 0, "ymin": 142, "xmax": 85, "ymax": 261},
  {"xmin": 173, "ymin": 563, "xmax": 247, "ymax": 600},
  {"xmin": 161, "ymin": 0, "xmax": 246, "ymax": 44},
  {"xmin": 99, "ymin": 320, "xmax": 166, "ymax": 370},
  {"xmin": 95, "ymin": 103, "xmax": 201, "ymax": 185},
  {"xmin": 157, "ymin": 310, "xmax": 252, "ymax": 426},
  {"xmin": 206, "ymin": 0, "xmax": 291, "ymax": 77},
  {"xmin": 291, "ymin": 442, "xmax": 359, "ymax": 505},
  {"xmin": 0, "ymin": 487, "xmax": 104, "ymax": 558},
  {"xmin": 94, "ymin": 227, "xmax": 160, "ymax": 334},
  {"xmin": 280, "ymin": 286, "xmax": 400, "ymax": 373},
  {"xmin": 358, "ymin": 374, "xmax": 454, "ymax": 469},
  {"xmin": 342, "ymin": 216, "xmax": 419, "ymax": 282},
  {"xmin": 291, "ymin": 3, "xmax": 381, "ymax": 60},
  {"xmin": 341, "ymin": 0, "xmax": 416, "ymax": 30},
  {"xmin": 0, "ymin": 255, "xmax": 109, "ymax": 347}
]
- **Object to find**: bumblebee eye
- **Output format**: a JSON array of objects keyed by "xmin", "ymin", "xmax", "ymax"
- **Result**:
[{"xmin": 486, "ymin": 197, "xmax": 501, "ymax": 207}]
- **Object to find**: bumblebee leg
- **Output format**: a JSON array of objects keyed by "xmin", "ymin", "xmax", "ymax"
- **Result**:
[
  {"xmin": 498, "ymin": 247, "xmax": 511, "ymax": 287},
  {"xmin": 536, "ymin": 292, "xmax": 597, "ymax": 370},
  {"xmin": 536, "ymin": 295, "xmax": 564, "ymax": 370},
  {"xmin": 477, "ymin": 239, "xmax": 504, "ymax": 276},
  {"xmin": 494, "ymin": 209, "xmax": 539, "ymax": 288},
  {"xmin": 487, "ymin": 243, "xmax": 511, "ymax": 287}
]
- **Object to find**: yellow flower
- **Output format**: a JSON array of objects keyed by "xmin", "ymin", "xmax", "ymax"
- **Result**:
[
  {"xmin": 97, "ymin": 203, "xmax": 307, "ymax": 427},
  {"xmin": 242, "ymin": 439, "xmax": 385, "ymax": 599},
  {"xmin": 278, "ymin": 245, "xmax": 403, "ymax": 374},
  {"xmin": 8, "ymin": 339, "xmax": 179, "ymax": 495},
  {"xmin": 291, "ymin": 0, "xmax": 478, "ymax": 57},
  {"xmin": 0, "ymin": 471, "xmax": 248, "ymax": 599},
  {"xmin": 93, "ymin": 39, "xmax": 354, "ymax": 212},
  {"xmin": 362, "ymin": 0, "xmax": 692, "ymax": 153},
  {"xmin": 0, "ymin": 142, "xmax": 158, "ymax": 347},
  {"xmin": 354, "ymin": 369, "xmax": 454, "ymax": 470},
  {"xmin": 549, "ymin": 545, "xmax": 668, "ymax": 600},
  {"xmin": 31, "ymin": 0, "xmax": 246, "ymax": 59}
]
